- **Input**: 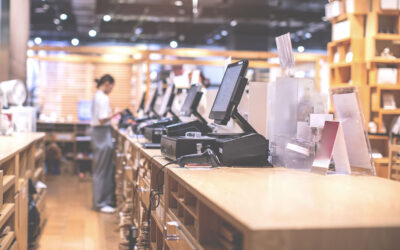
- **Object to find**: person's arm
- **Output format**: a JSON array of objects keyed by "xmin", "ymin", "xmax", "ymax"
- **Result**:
[{"xmin": 98, "ymin": 111, "xmax": 123, "ymax": 125}]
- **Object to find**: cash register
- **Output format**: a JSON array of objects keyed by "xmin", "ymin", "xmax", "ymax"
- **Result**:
[
  {"xmin": 131, "ymin": 87, "xmax": 161, "ymax": 133},
  {"xmin": 164, "ymin": 84, "xmax": 212, "ymax": 136},
  {"xmin": 142, "ymin": 84, "xmax": 180, "ymax": 144},
  {"xmin": 160, "ymin": 59, "xmax": 270, "ymax": 167},
  {"xmin": 118, "ymin": 91, "xmax": 147, "ymax": 129}
]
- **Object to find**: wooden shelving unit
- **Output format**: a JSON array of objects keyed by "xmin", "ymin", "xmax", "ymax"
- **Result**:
[
  {"xmin": 328, "ymin": 0, "xmax": 400, "ymax": 178},
  {"xmin": 37, "ymin": 121, "xmax": 92, "ymax": 174}
]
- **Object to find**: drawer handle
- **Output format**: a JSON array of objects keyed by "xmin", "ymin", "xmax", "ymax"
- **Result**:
[{"xmin": 163, "ymin": 221, "xmax": 180, "ymax": 240}]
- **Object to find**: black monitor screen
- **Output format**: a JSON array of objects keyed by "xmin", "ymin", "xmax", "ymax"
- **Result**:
[
  {"xmin": 159, "ymin": 84, "xmax": 175, "ymax": 115},
  {"xmin": 180, "ymin": 85, "xmax": 202, "ymax": 116},
  {"xmin": 209, "ymin": 60, "xmax": 248, "ymax": 124},
  {"xmin": 137, "ymin": 92, "xmax": 146, "ymax": 112},
  {"xmin": 211, "ymin": 64, "xmax": 243, "ymax": 112},
  {"xmin": 144, "ymin": 88, "xmax": 158, "ymax": 114}
]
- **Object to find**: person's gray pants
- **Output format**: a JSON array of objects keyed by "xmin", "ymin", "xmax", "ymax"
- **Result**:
[{"xmin": 91, "ymin": 125, "xmax": 115, "ymax": 209}]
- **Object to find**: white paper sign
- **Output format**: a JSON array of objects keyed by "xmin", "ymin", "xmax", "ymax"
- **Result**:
[
  {"xmin": 310, "ymin": 114, "xmax": 334, "ymax": 128},
  {"xmin": 332, "ymin": 92, "xmax": 371, "ymax": 169},
  {"xmin": 312, "ymin": 121, "xmax": 351, "ymax": 174}
]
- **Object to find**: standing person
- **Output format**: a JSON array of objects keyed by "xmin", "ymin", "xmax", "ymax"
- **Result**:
[{"xmin": 91, "ymin": 74, "xmax": 119, "ymax": 213}]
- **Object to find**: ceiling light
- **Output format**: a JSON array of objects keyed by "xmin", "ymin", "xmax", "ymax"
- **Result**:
[
  {"xmin": 135, "ymin": 27, "xmax": 143, "ymax": 35},
  {"xmin": 88, "ymin": 29, "xmax": 97, "ymax": 37},
  {"xmin": 230, "ymin": 20, "xmax": 238, "ymax": 27},
  {"xmin": 220, "ymin": 30, "xmax": 228, "ymax": 36},
  {"xmin": 179, "ymin": 34, "xmax": 185, "ymax": 41},
  {"xmin": 174, "ymin": 0, "xmax": 183, "ymax": 6},
  {"xmin": 56, "ymin": 25, "xmax": 63, "ymax": 31},
  {"xmin": 169, "ymin": 40, "xmax": 178, "ymax": 48},
  {"xmin": 34, "ymin": 37, "xmax": 42, "ymax": 45},
  {"xmin": 297, "ymin": 46, "xmax": 305, "ymax": 53},
  {"xmin": 206, "ymin": 38, "xmax": 213, "ymax": 44},
  {"xmin": 214, "ymin": 34, "xmax": 222, "ymax": 40},
  {"xmin": 305, "ymin": 32, "xmax": 312, "ymax": 39},
  {"xmin": 53, "ymin": 18, "xmax": 60, "ymax": 25},
  {"xmin": 103, "ymin": 14, "xmax": 112, "ymax": 22},
  {"xmin": 60, "ymin": 13, "xmax": 68, "ymax": 20},
  {"xmin": 71, "ymin": 38, "xmax": 80, "ymax": 46}
]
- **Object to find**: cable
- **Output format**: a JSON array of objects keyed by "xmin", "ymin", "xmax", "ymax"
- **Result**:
[{"xmin": 147, "ymin": 160, "xmax": 178, "ymax": 227}]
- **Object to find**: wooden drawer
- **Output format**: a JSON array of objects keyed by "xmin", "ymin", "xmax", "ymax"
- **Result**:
[{"xmin": 164, "ymin": 212, "xmax": 196, "ymax": 250}]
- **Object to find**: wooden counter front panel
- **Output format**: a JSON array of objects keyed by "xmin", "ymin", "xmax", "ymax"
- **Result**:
[{"xmin": 165, "ymin": 170, "xmax": 243, "ymax": 250}]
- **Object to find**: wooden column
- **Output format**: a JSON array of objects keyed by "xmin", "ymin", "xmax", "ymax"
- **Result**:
[{"xmin": 9, "ymin": 0, "xmax": 30, "ymax": 82}]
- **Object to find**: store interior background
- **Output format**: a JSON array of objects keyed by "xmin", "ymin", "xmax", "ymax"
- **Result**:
[
  {"xmin": 1, "ymin": 0, "xmax": 400, "ymax": 249},
  {"xmin": 1, "ymin": 0, "xmax": 399, "ymax": 178}
]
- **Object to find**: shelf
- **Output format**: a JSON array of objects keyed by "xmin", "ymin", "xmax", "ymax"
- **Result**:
[
  {"xmin": 329, "ymin": 37, "xmax": 351, "ymax": 46},
  {"xmin": 380, "ymin": 109, "xmax": 400, "ymax": 114},
  {"xmin": 330, "ymin": 62, "xmax": 352, "ymax": 68},
  {"xmin": 330, "ymin": 13, "xmax": 348, "ymax": 23},
  {"xmin": 34, "ymin": 148, "xmax": 44, "ymax": 161},
  {"xmin": 375, "ymin": 34, "xmax": 400, "ymax": 40},
  {"xmin": 0, "ymin": 204, "xmax": 15, "ymax": 229},
  {"xmin": 369, "ymin": 58, "xmax": 400, "ymax": 64},
  {"xmin": 2, "ymin": 175, "xmax": 15, "ymax": 193},
  {"xmin": 369, "ymin": 134, "xmax": 389, "ymax": 140},
  {"xmin": 374, "ymin": 157, "xmax": 389, "ymax": 164},
  {"xmin": 33, "ymin": 167, "xmax": 44, "ymax": 183},
  {"xmin": 371, "ymin": 84, "xmax": 400, "ymax": 89},
  {"xmin": 330, "ymin": 83, "xmax": 356, "ymax": 88},
  {"xmin": 0, "ymin": 231, "xmax": 15, "ymax": 250}
]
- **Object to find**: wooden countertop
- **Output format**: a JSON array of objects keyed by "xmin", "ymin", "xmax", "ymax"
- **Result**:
[
  {"xmin": 168, "ymin": 166, "xmax": 400, "ymax": 232},
  {"xmin": 0, "ymin": 132, "xmax": 45, "ymax": 164}
]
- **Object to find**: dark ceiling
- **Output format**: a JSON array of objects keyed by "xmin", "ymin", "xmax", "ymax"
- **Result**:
[{"xmin": 30, "ymin": 0, "xmax": 331, "ymax": 51}]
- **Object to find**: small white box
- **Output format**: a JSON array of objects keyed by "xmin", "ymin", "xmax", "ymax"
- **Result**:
[
  {"xmin": 380, "ymin": 0, "xmax": 398, "ymax": 10},
  {"xmin": 377, "ymin": 68, "xmax": 398, "ymax": 84},
  {"xmin": 325, "ymin": 1, "xmax": 343, "ymax": 19},
  {"xmin": 333, "ymin": 20, "xmax": 350, "ymax": 41}
]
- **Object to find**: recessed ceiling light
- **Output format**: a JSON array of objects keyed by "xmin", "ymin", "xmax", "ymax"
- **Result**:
[
  {"xmin": 53, "ymin": 18, "xmax": 60, "ymax": 25},
  {"xmin": 34, "ymin": 37, "xmax": 42, "ymax": 45},
  {"xmin": 56, "ymin": 25, "xmax": 63, "ymax": 31},
  {"xmin": 179, "ymin": 34, "xmax": 185, "ymax": 41},
  {"xmin": 71, "ymin": 38, "xmax": 80, "ymax": 46},
  {"xmin": 214, "ymin": 34, "xmax": 222, "ymax": 40},
  {"xmin": 103, "ymin": 14, "xmax": 112, "ymax": 22},
  {"xmin": 305, "ymin": 32, "xmax": 312, "ymax": 39},
  {"xmin": 169, "ymin": 40, "xmax": 178, "ymax": 48},
  {"xmin": 135, "ymin": 27, "xmax": 143, "ymax": 35},
  {"xmin": 88, "ymin": 29, "xmax": 97, "ymax": 37},
  {"xmin": 206, "ymin": 38, "xmax": 213, "ymax": 44},
  {"xmin": 220, "ymin": 30, "xmax": 228, "ymax": 36},
  {"xmin": 230, "ymin": 20, "xmax": 238, "ymax": 27},
  {"xmin": 174, "ymin": 0, "xmax": 183, "ymax": 6},
  {"xmin": 60, "ymin": 13, "xmax": 68, "ymax": 20},
  {"xmin": 297, "ymin": 46, "xmax": 305, "ymax": 53}
]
